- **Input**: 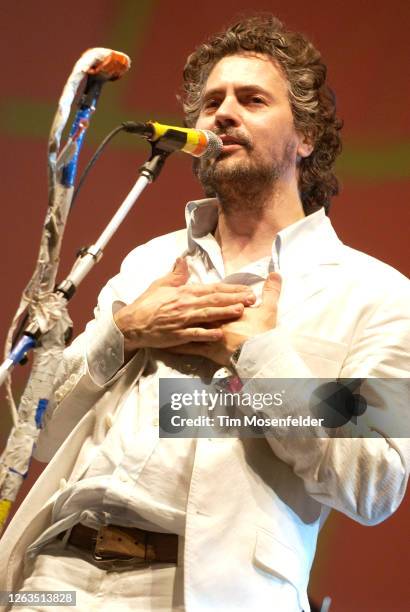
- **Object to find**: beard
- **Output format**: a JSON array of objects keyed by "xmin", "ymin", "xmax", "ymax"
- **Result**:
[{"xmin": 195, "ymin": 130, "xmax": 296, "ymax": 216}]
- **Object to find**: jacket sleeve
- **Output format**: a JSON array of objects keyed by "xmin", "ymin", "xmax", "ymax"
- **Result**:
[
  {"xmin": 33, "ymin": 245, "xmax": 152, "ymax": 462},
  {"xmin": 235, "ymin": 279, "xmax": 410, "ymax": 526},
  {"xmin": 33, "ymin": 229, "xmax": 188, "ymax": 463}
]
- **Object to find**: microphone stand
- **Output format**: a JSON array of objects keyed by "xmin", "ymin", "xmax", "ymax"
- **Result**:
[
  {"xmin": 0, "ymin": 145, "xmax": 169, "ymax": 535},
  {"xmin": 0, "ymin": 146, "xmax": 169, "ymax": 387},
  {"xmin": 0, "ymin": 47, "xmax": 134, "ymax": 535}
]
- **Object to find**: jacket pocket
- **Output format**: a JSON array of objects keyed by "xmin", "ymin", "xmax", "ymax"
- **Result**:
[
  {"xmin": 253, "ymin": 526, "xmax": 304, "ymax": 586},
  {"xmin": 292, "ymin": 334, "xmax": 349, "ymax": 377},
  {"xmin": 253, "ymin": 527, "xmax": 309, "ymax": 610}
]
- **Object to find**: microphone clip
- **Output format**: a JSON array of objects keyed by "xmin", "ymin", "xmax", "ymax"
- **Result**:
[{"xmin": 139, "ymin": 144, "xmax": 171, "ymax": 182}]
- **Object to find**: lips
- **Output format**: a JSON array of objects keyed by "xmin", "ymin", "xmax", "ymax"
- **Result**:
[{"xmin": 220, "ymin": 135, "xmax": 243, "ymax": 146}]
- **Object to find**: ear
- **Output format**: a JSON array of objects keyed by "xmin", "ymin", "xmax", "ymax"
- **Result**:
[{"xmin": 296, "ymin": 132, "xmax": 314, "ymax": 159}]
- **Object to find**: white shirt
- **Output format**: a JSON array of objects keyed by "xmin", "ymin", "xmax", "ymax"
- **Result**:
[
  {"xmin": 29, "ymin": 201, "xmax": 364, "ymax": 546},
  {"xmin": 50, "ymin": 198, "xmax": 282, "ymax": 536}
]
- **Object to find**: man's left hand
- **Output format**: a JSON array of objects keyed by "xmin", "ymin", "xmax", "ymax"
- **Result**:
[{"xmin": 166, "ymin": 272, "xmax": 281, "ymax": 366}]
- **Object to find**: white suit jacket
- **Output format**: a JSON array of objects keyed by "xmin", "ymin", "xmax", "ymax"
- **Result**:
[{"xmin": 1, "ymin": 207, "xmax": 409, "ymax": 612}]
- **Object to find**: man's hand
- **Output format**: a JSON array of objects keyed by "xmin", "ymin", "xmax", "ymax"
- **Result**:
[
  {"xmin": 166, "ymin": 272, "xmax": 281, "ymax": 367},
  {"xmin": 114, "ymin": 257, "xmax": 256, "ymax": 360}
]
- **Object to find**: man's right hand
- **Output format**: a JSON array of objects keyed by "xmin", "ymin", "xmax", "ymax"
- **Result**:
[{"xmin": 113, "ymin": 257, "xmax": 256, "ymax": 359}]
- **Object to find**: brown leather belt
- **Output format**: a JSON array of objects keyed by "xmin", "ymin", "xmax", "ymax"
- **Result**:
[{"xmin": 58, "ymin": 523, "xmax": 178, "ymax": 564}]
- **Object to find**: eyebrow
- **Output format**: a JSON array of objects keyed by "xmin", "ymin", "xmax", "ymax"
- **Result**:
[{"xmin": 201, "ymin": 85, "xmax": 274, "ymax": 102}]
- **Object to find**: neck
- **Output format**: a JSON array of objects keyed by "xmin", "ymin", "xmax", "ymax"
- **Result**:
[{"xmin": 214, "ymin": 178, "xmax": 305, "ymax": 268}]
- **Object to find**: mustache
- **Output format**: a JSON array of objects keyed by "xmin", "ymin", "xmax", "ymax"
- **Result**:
[{"xmin": 214, "ymin": 127, "xmax": 253, "ymax": 149}]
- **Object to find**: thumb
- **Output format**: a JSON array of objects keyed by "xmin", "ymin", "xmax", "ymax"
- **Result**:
[
  {"xmin": 149, "ymin": 257, "xmax": 189, "ymax": 290},
  {"xmin": 261, "ymin": 272, "xmax": 281, "ymax": 307},
  {"xmin": 167, "ymin": 257, "xmax": 189, "ymax": 286}
]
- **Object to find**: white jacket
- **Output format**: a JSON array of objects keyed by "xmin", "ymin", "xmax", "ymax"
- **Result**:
[{"xmin": 1, "ymin": 208, "xmax": 409, "ymax": 612}]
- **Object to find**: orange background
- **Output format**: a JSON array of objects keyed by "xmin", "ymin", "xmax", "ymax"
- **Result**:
[{"xmin": 0, "ymin": 2, "xmax": 409, "ymax": 610}]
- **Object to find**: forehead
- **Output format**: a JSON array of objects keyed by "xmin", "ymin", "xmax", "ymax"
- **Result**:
[{"xmin": 203, "ymin": 53, "xmax": 289, "ymax": 96}]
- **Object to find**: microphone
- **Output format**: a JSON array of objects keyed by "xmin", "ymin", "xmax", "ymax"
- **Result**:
[{"xmin": 122, "ymin": 121, "xmax": 222, "ymax": 159}]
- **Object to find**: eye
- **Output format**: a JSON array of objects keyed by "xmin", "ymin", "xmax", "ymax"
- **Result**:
[
  {"xmin": 202, "ymin": 98, "xmax": 220, "ymax": 111},
  {"xmin": 248, "ymin": 95, "xmax": 265, "ymax": 105}
]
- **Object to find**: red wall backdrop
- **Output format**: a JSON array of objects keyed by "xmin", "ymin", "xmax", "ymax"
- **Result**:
[{"xmin": 0, "ymin": 2, "xmax": 409, "ymax": 610}]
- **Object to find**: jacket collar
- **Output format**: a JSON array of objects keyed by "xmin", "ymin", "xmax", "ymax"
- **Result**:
[
  {"xmin": 184, "ymin": 199, "xmax": 345, "ymax": 319},
  {"xmin": 185, "ymin": 198, "xmax": 344, "ymax": 275},
  {"xmin": 274, "ymin": 207, "xmax": 344, "ymax": 275}
]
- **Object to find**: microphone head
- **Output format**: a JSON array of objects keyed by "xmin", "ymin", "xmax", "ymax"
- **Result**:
[
  {"xmin": 202, "ymin": 130, "xmax": 223, "ymax": 159},
  {"xmin": 200, "ymin": 130, "xmax": 223, "ymax": 159}
]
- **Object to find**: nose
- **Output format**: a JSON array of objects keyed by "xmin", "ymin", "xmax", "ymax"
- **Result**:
[{"xmin": 214, "ymin": 95, "xmax": 241, "ymax": 129}]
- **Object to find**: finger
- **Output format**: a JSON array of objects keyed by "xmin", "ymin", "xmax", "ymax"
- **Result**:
[
  {"xmin": 187, "ymin": 283, "xmax": 256, "ymax": 299},
  {"xmin": 183, "ymin": 291, "xmax": 254, "ymax": 309},
  {"xmin": 169, "ymin": 257, "xmax": 189, "ymax": 286},
  {"xmin": 155, "ymin": 257, "xmax": 189, "ymax": 288},
  {"xmin": 261, "ymin": 272, "xmax": 281, "ymax": 308},
  {"xmin": 172, "ymin": 328, "xmax": 223, "ymax": 344},
  {"xmin": 183, "ymin": 304, "xmax": 244, "ymax": 325}
]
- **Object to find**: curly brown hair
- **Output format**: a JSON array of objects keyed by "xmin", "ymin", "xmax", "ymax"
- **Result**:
[{"xmin": 182, "ymin": 15, "xmax": 343, "ymax": 214}]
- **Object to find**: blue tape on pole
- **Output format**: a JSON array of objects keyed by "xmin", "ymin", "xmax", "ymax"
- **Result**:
[
  {"xmin": 9, "ymin": 335, "xmax": 37, "ymax": 365},
  {"xmin": 62, "ymin": 107, "xmax": 93, "ymax": 187},
  {"xmin": 9, "ymin": 466, "xmax": 29, "ymax": 479},
  {"xmin": 35, "ymin": 398, "xmax": 49, "ymax": 429}
]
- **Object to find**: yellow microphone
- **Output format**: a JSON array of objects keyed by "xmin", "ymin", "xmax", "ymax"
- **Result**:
[{"xmin": 123, "ymin": 120, "xmax": 222, "ymax": 159}]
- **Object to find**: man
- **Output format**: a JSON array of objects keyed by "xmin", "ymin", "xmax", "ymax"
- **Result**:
[{"xmin": 1, "ymin": 15, "xmax": 409, "ymax": 612}]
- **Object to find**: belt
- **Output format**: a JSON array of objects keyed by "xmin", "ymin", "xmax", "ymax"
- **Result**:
[{"xmin": 58, "ymin": 523, "xmax": 178, "ymax": 565}]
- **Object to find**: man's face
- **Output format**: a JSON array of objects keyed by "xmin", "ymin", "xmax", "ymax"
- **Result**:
[{"xmin": 194, "ymin": 53, "xmax": 312, "ymax": 201}]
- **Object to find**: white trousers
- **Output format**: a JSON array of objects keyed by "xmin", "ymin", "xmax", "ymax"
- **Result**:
[{"xmin": 16, "ymin": 538, "xmax": 184, "ymax": 611}]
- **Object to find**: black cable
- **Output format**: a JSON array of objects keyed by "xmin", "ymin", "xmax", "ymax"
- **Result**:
[{"xmin": 69, "ymin": 124, "xmax": 126, "ymax": 211}]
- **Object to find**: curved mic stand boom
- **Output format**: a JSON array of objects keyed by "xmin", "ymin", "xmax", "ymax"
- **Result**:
[{"xmin": 0, "ymin": 48, "xmax": 138, "ymax": 533}]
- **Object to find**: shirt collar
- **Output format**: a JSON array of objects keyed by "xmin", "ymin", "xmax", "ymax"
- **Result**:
[
  {"xmin": 185, "ymin": 198, "xmax": 219, "ymax": 245},
  {"xmin": 184, "ymin": 198, "xmax": 343, "ymax": 274}
]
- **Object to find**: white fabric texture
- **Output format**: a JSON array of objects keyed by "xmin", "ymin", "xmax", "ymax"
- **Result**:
[
  {"xmin": 1, "ymin": 199, "xmax": 409, "ymax": 612},
  {"xmin": 16, "ymin": 538, "xmax": 184, "ymax": 611}
]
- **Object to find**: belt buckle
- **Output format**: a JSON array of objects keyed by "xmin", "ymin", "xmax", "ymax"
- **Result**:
[
  {"xmin": 91, "ymin": 554, "xmax": 148, "ymax": 571},
  {"xmin": 92, "ymin": 555, "xmax": 150, "ymax": 572},
  {"xmin": 91, "ymin": 525, "xmax": 150, "ymax": 569}
]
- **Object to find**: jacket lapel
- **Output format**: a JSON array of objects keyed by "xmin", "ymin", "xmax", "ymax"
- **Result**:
[
  {"xmin": 274, "ymin": 210, "xmax": 344, "ymax": 320},
  {"xmin": 278, "ymin": 264, "xmax": 340, "ymax": 321}
]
